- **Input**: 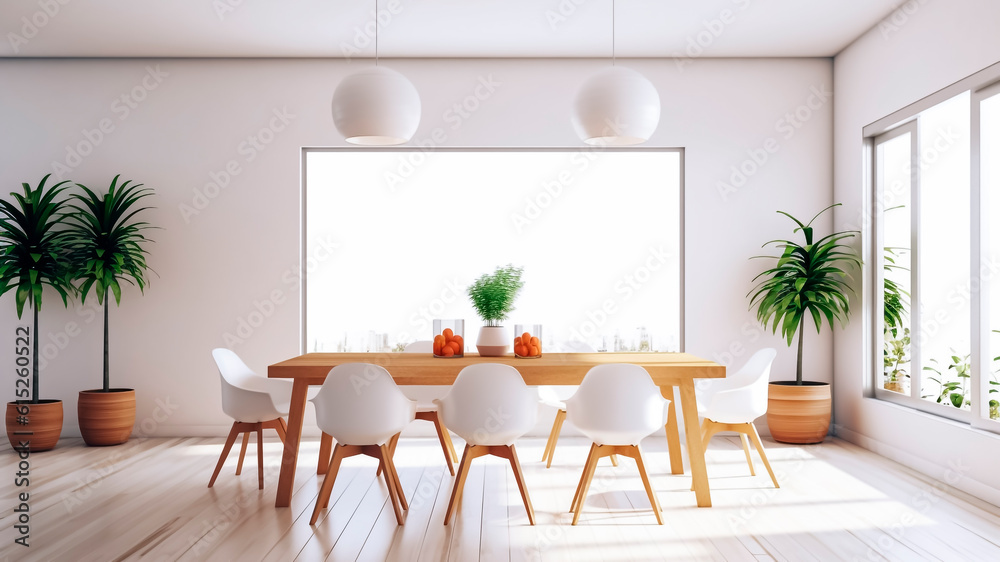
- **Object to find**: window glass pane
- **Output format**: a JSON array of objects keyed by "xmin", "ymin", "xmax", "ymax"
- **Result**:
[
  {"xmin": 305, "ymin": 150, "xmax": 682, "ymax": 354},
  {"xmin": 879, "ymin": 134, "xmax": 912, "ymax": 395},
  {"xmin": 918, "ymin": 92, "xmax": 971, "ymax": 410},
  {"xmin": 984, "ymin": 92, "xmax": 1000, "ymax": 421}
]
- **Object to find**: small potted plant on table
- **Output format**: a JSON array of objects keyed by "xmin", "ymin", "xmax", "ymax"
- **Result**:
[
  {"xmin": 1, "ymin": 175, "xmax": 76, "ymax": 451},
  {"xmin": 467, "ymin": 264, "xmax": 524, "ymax": 357},
  {"xmin": 66, "ymin": 175, "xmax": 155, "ymax": 446}
]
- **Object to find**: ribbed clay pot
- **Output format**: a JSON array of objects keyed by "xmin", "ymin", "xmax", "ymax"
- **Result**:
[
  {"xmin": 766, "ymin": 381, "xmax": 831, "ymax": 444},
  {"xmin": 78, "ymin": 389, "xmax": 135, "ymax": 446},
  {"xmin": 6, "ymin": 400, "xmax": 63, "ymax": 452}
]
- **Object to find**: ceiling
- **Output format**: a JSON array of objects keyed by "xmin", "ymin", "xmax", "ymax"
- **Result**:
[{"xmin": 0, "ymin": 0, "xmax": 899, "ymax": 59}]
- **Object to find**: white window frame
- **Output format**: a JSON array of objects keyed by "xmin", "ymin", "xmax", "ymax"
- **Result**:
[
  {"xmin": 866, "ymin": 61, "xmax": 1000, "ymax": 432},
  {"xmin": 971, "ymin": 80, "xmax": 1000, "ymax": 431}
]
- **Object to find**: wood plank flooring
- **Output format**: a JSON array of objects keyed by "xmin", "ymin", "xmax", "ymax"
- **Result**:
[{"xmin": 2, "ymin": 433, "xmax": 1000, "ymax": 561}]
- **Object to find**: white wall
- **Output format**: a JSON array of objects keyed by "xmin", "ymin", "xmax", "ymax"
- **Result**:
[
  {"xmin": 833, "ymin": 0, "xmax": 1000, "ymax": 503},
  {"xmin": 0, "ymin": 56, "xmax": 832, "ymax": 439}
]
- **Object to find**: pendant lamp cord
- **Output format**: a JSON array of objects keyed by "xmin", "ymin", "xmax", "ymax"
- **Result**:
[{"xmin": 612, "ymin": 0, "xmax": 615, "ymax": 66}]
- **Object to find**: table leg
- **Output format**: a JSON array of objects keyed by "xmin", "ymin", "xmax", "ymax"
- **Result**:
[
  {"xmin": 660, "ymin": 386, "xmax": 684, "ymax": 475},
  {"xmin": 679, "ymin": 380, "xmax": 712, "ymax": 507},
  {"xmin": 318, "ymin": 433, "xmax": 332, "ymax": 474},
  {"xmin": 275, "ymin": 378, "xmax": 309, "ymax": 507}
]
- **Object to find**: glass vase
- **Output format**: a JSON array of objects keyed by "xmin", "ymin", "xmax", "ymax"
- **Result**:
[
  {"xmin": 433, "ymin": 319, "xmax": 464, "ymax": 358},
  {"xmin": 513, "ymin": 324, "xmax": 542, "ymax": 358}
]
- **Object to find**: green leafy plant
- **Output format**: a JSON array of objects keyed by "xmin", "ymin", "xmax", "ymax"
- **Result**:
[
  {"xmin": 883, "ymin": 247, "xmax": 909, "ymax": 336},
  {"xmin": 467, "ymin": 264, "xmax": 524, "ymax": 327},
  {"xmin": 923, "ymin": 351, "xmax": 971, "ymax": 409},
  {"xmin": 65, "ymin": 175, "xmax": 155, "ymax": 393},
  {"xmin": 884, "ymin": 327, "xmax": 910, "ymax": 385},
  {"xmin": 749, "ymin": 203, "xmax": 861, "ymax": 384},
  {"xmin": 0, "ymin": 175, "xmax": 75, "ymax": 403}
]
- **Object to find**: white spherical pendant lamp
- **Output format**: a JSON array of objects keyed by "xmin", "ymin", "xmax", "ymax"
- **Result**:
[
  {"xmin": 332, "ymin": 66, "xmax": 421, "ymax": 146},
  {"xmin": 572, "ymin": 66, "xmax": 661, "ymax": 146}
]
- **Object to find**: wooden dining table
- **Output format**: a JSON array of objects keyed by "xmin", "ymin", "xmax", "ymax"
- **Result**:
[{"xmin": 268, "ymin": 352, "xmax": 725, "ymax": 508}]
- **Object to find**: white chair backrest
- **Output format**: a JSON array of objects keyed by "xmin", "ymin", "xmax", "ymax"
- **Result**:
[
  {"xmin": 437, "ymin": 363, "xmax": 537, "ymax": 446},
  {"xmin": 212, "ymin": 348, "xmax": 281, "ymax": 422},
  {"xmin": 213, "ymin": 347, "xmax": 258, "ymax": 387},
  {"xmin": 310, "ymin": 363, "xmax": 416, "ymax": 446},
  {"xmin": 565, "ymin": 364, "xmax": 669, "ymax": 445},
  {"xmin": 404, "ymin": 340, "xmax": 433, "ymax": 353},
  {"xmin": 737, "ymin": 348, "xmax": 777, "ymax": 418}
]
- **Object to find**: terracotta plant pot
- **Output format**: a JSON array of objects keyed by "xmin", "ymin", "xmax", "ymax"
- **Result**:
[
  {"xmin": 476, "ymin": 326, "xmax": 509, "ymax": 357},
  {"xmin": 78, "ymin": 389, "xmax": 136, "ymax": 446},
  {"xmin": 766, "ymin": 381, "xmax": 831, "ymax": 444},
  {"xmin": 6, "ymin": 400, "xmax": 63, "ymax": 452}
]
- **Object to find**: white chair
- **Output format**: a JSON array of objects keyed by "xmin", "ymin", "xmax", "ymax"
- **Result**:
[
  {"xmin": 436, "ymin": 363, "xmax": 537, "ymax": 525},
  {"xmin": 209, "ymin": 348, "xmax": 291, "ymax": 490},
  {"xmin": 382, "ymin": 341, "xmax": 459, "ymax": 475},
  {"xmin": 309, "ymin": 363, "xmax": 416, "ymax": 525},
  {"xmin": 696, "ymin": 348, "xmax": 779, "ymax": 489},
  {"xmin": 565, "ymin": 364, "xmax": 670, "ymax": 525},
  {"xmin": 540, "ymin": 341, "xmax": 618, "ymax": 469}
]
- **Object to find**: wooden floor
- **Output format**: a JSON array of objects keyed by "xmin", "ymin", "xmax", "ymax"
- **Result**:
[{"xmin": 2, "ymin": 433, "xmax": 1000, "ymax": 561}]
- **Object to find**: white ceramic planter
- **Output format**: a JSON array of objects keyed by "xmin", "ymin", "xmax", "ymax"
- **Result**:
[{"xmin": 476, "ymin": 326, "xmax": 509, "ymax": 357}]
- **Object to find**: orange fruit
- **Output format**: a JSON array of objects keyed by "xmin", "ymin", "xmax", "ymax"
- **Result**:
[
  {"xmin": 434, "ymin": 334, "xmax": 445, "ymax": 346},
  {"xmin": 453, "ymin": 335, "xmax": 464, "ymax": 348},
  {"xmin": 448, "ymin": 341, "xmax": 461, "ymax": 354},
  {"xmin": 530, "ymin": 345, "xmax": 540, "ymax": 356},
  {"xmin": 515, "ymin": 343, "xmax": 525, "ymax": 356},
  {"xmin": 442, "ymin": 346, "xmax": 455, "ymax": 357},
  {"xmin": 443, "ymin": 328, "xmax": 454, "ymax": 341},
  {"xmin": 529, "ymin": 336, "xmax": 540, "ymax": 347},
  {"xmin": 521, "ymin": 333, "xmax": 531, "ymax": 346},
  {"xmin": 433, "ymin": 341, "xmax": 443, "ymax": 355}
]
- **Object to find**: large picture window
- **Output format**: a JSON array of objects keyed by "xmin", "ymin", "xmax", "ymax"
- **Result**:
[
  {"xmin": 303, "ymin": 149, "xmax": 683, "ymax": 355},
  {"xmin": 872, "ymin": 69, "xmax": 1000, "ymax": 431}
]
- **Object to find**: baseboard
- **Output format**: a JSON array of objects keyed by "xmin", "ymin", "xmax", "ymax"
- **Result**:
[{"xmin": 835, "ymin": 425, "xmax": 1000, "ymax": 508}]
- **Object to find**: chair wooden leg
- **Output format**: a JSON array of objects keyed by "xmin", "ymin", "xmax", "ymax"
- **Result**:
[
  {"xmin": 318, "ymin": 432, "xmax": 333, "ymax": 475},
  {"xmin": 543, "ymin": 409, "xmax": 566, "ymax": 468},
  {"xmin": 740, "ymin": 433, "xmax": 756, "ymax": 476},
  {"xmin": 609, "ymin": 454, "xmax": 619, "ymax": 467},
  {"xmin": 571, "ymin": 445, "xmax": 601, "ymax": 525},
  {"xmin": 387, "ymin": 450, "xmax": 408, "ymax": 511},
  {"xmin": 235, "ymin": 432, "xmax": 250, "ymax": 475},
  {"xmin": 311, "ymin": 445, "xmax": 347, "ymax": 524},
  {"xmin": 570, "ymin": 443, "xmax": 598, "ymax": 513},
  {"xmin": 379, "ymin": 444, "xmax": 405, "ymax": 525},
  {"xmin": 441, "ymin": 424, "xmax": 459, "ymax": 463},
  {"xmin": 428, "ymin": 413, "xmax": 456, "ymax": 476},
  {"xmin": 257, "ymin": 424, "xmax": 265, "ymax": 490},
  {"xmin": 271, "ymin": 418, "xmax": 287, "ymax": 444},
  {"xmin": 633, "ymin": 445, "xmax": 664, "ymax": 525},
  {"xmin": 502, "ymin": 445, "xmax": 535, "ymax": 525},
  {"xmin": 747, "ymin": 423, "xmax": 779, "ymax": 489},
  {"xmin": 377, "ymin": 432, "xmax": 401, "ymax": 477},
  {"xmin": 444, "ymin": 444, "xmax": 475, "ymax": 525},
  {"xmin": 209, "ymin": 423, "xmax": 242, "ymax": 488},
  {"xmin": 542, "ymin": 410, "xmax": 566, "ymax": 466}
]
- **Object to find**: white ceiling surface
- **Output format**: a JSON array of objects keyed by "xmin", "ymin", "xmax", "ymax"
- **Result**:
[{"xmin": 0, "ymin": 0, "xmax": 900, "ymax": 58}]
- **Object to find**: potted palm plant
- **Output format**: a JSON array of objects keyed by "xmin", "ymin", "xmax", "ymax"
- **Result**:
[
  {"xmin": 66, "ymin": 175, "xmax": 154, "ymax": 446},
  {"xmin": 749, "ymin": 203, "xmax": 860, "ymax": 444},
  {"xmin": 467, "ymin": 264, "xmax": 524, "ymax": 356},
  {"xmin": 1, "ymin": 175, "xmax": 75, "ymax": 452}
]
